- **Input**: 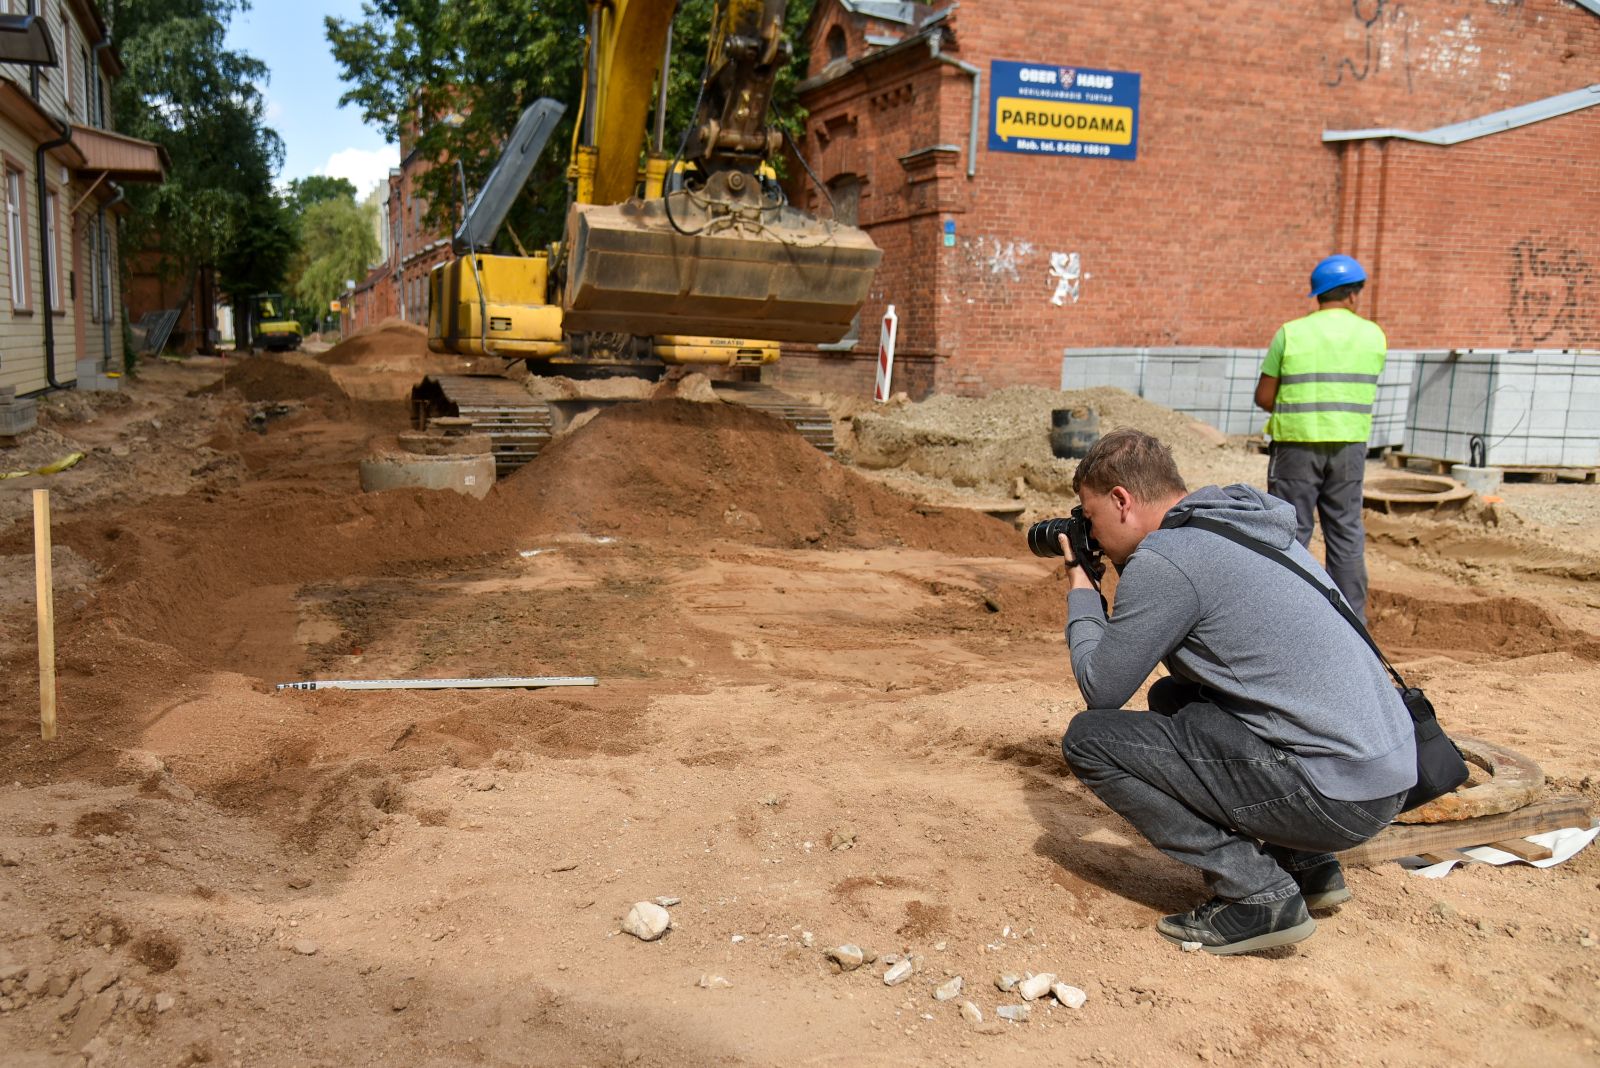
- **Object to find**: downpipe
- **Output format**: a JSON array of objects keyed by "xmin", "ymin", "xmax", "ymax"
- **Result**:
[
  {"xmin": 38, "ymin": 118, "xmax": 75, "ymax": 390},
  {"xmin": 101, "ymin": 182, "xmax": 124, "ymax": 369},
  {"xmin": 928, "ymin": 33, "xmax": 980, "ymax": 179}
]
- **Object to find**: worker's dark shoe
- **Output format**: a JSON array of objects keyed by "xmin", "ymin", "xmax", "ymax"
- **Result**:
[
  {"xmin": 1157, "ymin": 894, "xmax": 1316, "ymax": 956},
  {"xmin": 1292, "ymin": 859, "xmax": 1352, "ymax": 911}
]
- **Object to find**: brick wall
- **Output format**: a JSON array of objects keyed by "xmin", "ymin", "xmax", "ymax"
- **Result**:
[
  {"xmin": 1337, "ymin": 107, "xmax": 1600, "ymax": 350},
  {"xmin": 797, "ymin": 0, "xmax": 1600, "ymax": 396}
]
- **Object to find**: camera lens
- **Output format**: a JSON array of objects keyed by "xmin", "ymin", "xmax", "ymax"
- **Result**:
[{"xmin": 1027, "ymin": 518, "xmax": 1072, "ymax": 558}]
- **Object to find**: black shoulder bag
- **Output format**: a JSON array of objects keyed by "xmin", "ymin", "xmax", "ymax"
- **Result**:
[{"xmin": 1183, "ymin": 517, "xmax": 1469, "ymax": 812}]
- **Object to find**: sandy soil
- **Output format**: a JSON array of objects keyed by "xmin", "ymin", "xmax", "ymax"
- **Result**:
[{"xmin": 0, "ymin": 357, "xmax": 1597, "ymax": 1068}]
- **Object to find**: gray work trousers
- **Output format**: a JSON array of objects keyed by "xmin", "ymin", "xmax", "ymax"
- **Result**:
[
  {"xmin": 1267, "ymin": 441, "xmax": 1369, "ymax": 621},
  {"xmin": 1062, "ymin": 678, "xmax": 1405, "ymax": 903}
]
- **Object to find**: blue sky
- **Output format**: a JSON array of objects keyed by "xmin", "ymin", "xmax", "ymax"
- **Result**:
[{"xmin": 224, "ymin": 0, "xmax": 396, "ymax": 198}]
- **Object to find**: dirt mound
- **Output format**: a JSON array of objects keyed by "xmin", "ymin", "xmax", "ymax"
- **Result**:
[
  {"xmin": 502, "ymin": 398, "xmax": 1019, "ymax": 555},
  {"xmin": 318, "ymin": 318, "xmax": 430, "ymax": 366},
  {"xmin": 1370, "ymin": 588, "xmax": 1600, "ymax": 661},
  {"xmin": 193, "ymin": 357, "xmax": 347, "ymax": 406},
  {"xmin": 849, "ymin": 385, "xmax": 1265, "ymax": 495}
]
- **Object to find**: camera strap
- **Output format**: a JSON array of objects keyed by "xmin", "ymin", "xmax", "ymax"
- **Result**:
[{"xmin": 1181, "ymin": 517, "xmax": 1407, "ymax": 691}]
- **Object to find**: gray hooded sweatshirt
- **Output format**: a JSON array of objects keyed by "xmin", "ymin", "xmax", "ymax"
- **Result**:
[{"xmin": 1067, "ymin": 484, "xmax": 1415, "ymax": 802}]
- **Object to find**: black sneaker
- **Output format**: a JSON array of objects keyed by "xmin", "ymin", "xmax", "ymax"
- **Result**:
[
  {"xmin": 1292, "ymin": 860, "xmax": 1352, "ymax": 910},
  {"xmin": 1157, "ymin": 894, "xmax": 1317, "ymax": 955}
]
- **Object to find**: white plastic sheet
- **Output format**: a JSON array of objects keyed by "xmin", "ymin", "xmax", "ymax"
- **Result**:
[{"xmin": 1401, "ymin": 825, "xmax": 1600, "ymax": 879}]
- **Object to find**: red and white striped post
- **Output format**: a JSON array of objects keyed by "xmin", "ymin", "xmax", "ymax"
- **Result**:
[{"xmin": 873, "ymin": 305, "xmax": 898, "ymax": 403}]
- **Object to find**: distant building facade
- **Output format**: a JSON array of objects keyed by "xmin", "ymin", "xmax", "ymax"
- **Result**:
[
  {"xmin": 345, "ymin": 114, "xmax": 452, "ymax": 336},
  {"xmin": 769, "ymin": 0, "xmax": 1600, "ymax": 399},
  {"xmin": 0, "ymin": 0, "xmax": 165, "ymax": 395}
]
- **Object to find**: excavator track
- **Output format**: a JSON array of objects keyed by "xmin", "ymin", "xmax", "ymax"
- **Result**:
[
  {"xmin": 710, "ymin": 381, "xmax": 836, "ymax": 455},
  {"xmin": 411, "ymin": 374, "xmax": 836, "ymax": 477},
  {"xmin": 410, "ymin": 375, "xmax": 554, "ymax": 477}
]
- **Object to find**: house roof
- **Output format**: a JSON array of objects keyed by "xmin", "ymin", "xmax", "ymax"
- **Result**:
[{"xmin": 1324, "ymin": 84, "xmax": 1600, "ymax": 145}]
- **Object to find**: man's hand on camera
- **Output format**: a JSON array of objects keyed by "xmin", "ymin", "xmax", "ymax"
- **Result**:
[{"xmin": 1057, "ymin": 534, "xmax": 1097, "ymax": 591}]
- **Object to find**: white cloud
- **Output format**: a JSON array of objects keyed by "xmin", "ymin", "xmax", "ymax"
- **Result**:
[{"xmin": 319, "ymin": 147, "xmax": 395, "ymax": 200}]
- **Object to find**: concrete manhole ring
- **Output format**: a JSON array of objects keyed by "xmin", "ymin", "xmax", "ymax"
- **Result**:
[
  {"xmin": 1363, "ymin": 473, "xmax": 1474, "ymax": 515},
  {"xmin": 1393, "ymin": 734, "xmax": 1545, "ymax": 824}
]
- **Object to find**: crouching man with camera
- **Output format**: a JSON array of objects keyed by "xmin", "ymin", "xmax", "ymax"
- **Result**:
[{"xmin": 1050, "ymin": 428, "xmax": 1415, "ymax": 955}]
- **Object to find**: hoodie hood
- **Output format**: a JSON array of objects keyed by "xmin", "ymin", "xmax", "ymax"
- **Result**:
[{"xmin": 1160, "ymin": 484, "xmax": 1299, "ymax": 551}]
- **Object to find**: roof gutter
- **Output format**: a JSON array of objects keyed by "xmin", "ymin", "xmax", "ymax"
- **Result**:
[
  {"xmin": 927, "ymin": 32, "xmax": 979, "ymax": 179},
  {"xmin": 1324, "ymin": 83, "xmax": 1600, "ymax": 145}
]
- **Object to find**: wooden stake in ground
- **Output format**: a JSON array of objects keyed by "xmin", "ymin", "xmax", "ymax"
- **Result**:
[{"xmin": 33, "ymin": 488, "xmax": 56, "ymax": 740}]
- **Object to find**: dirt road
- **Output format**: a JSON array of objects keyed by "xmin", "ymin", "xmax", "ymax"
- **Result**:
[{"xmin": 1, "ymin": 357, "xmax": 1596, "ymax": 1067}]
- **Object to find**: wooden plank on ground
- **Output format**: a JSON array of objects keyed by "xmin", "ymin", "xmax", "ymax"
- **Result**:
[
  {"xmin": 1416, "ymin": 849, "xmax": 1476, "ymax": 865},
  {"xmin": 1341, "ymin": 797, "xmax": 1594, "ymax": 867},
  {"xmin": 1488, "ymin": 839, "xmax": 1555, "ymax": 862}
]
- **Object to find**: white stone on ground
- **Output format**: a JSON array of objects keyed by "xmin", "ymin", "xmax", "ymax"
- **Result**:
[
  {"xmin": 997, "ymin": 1003, "xmax": 1031, "ymax": 1022},
  {"xmin": 995, "ymin": 973, "xmax": 1020, "ymax": 992},
  {"xmin": 933, "ymin": 976, "xmax": 963, "ymax": 1001},
  {"xmin": 827, "ymin": 945, "xmax": 865, "ymax": 972},
  {"xmin": 960, "ymin": 1001, "xmax": 983, "ymax": 1025},
  {"xmin": 1052, "ymin": 982, "xmax": 1087, "ymax": 1009},
  {"xmin": 883, "ymin": 959, "xmax": 913, "ymax": 986},
  {"xmin": 1017, "ymin": 973, "xmax": 1055, "ymax": 1001},
  {"xmin": 621, "ymin": 902, "xmax": 670, "ymax": 941}
]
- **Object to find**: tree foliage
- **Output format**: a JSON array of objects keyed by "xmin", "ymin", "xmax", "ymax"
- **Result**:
[
  {"xmin": 106, "ymin": 0, "xmax": 287, "ymax": 294},
  {"xmin": 286, "ymin": 175, "xmax": 359, "ymax": 216},
  {"xmin": 292, "ymin": 196, "xmax": 381, "ymax": 316},
  {"xmin": 326, "ymin": 0, "xmax": 815, "ymax": 253}
]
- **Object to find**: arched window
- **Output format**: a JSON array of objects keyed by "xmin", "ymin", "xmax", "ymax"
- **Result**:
[{"xmin": 826, "ymin": 25, "xmax": 847, "ymax": 63}]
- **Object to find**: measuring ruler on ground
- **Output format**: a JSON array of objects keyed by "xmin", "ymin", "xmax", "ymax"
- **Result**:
[{"xmin": 276, "ymin": 676, "xmax": 598, "ymax": 692}]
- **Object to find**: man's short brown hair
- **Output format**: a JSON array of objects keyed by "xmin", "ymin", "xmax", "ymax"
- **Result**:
[{"xmin": 1072, "ymin": 428, "xmax": 1189, "ymax": 502}]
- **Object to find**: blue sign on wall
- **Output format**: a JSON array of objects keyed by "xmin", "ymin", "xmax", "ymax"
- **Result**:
[{"xmin": 988, "ymin": 60, "xmax": 1141, "ymax": 161}]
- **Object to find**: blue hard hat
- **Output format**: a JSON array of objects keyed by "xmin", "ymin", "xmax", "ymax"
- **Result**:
[{"xmin": 1308, "ymin": 254, "xmax": 1367, "ymax": 298}]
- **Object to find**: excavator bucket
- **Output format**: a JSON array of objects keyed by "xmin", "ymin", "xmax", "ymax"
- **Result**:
[{"xmin": 562, "ymin": 191, "xmax": 882, "ymax": 345}]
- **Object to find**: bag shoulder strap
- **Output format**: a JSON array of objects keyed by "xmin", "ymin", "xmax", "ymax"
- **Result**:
[{"xmin": 1181, "ymin": 516, "xmax": 1407, "ymax": 689}]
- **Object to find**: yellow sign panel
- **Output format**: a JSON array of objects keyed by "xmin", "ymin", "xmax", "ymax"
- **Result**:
[
  {"xmin": 329, "ymin": 300, "xmax": 342, "ymax": 312},
  {"xmin": 994, "ymin": 98, "xmax": 1134, "ymax": 146}
]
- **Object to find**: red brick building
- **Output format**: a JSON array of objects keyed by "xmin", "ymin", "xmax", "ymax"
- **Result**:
[
  {"xmin": 771, "ymin": 0, "xmax": 1600, "ymax": 398},
  {"xmin": 345, "ymin": 116, "xmax": 451, "ymax": 336}
]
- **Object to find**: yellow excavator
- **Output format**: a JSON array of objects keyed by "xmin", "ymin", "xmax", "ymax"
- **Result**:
[{"xmin": 414, "ymin": 0, "xmax": 880, "ymax": 470}]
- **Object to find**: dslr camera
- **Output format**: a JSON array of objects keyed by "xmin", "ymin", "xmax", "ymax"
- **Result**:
[{"xmin": 1027, "ymin": 505, "xmax": 1105, "ymax": 583}]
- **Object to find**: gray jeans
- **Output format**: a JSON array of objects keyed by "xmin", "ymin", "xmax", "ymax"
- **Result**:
[
  {"xmin": 1061, "ymin": 679, "xmax": 1405, "ymax": 903},
  {"xmin": 1267, "ymin": 441, "xmax": 1369, "ymax": 621}
]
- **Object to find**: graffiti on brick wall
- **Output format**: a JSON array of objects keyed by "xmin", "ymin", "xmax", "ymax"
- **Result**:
[
  {"xmin": 1049, "ymin": 252, "xmax": 1082, "ymax": 306},
  {"xmin": 1507, "ymin": 238, "xmax": 1596, "ymax": 346},
  {"xmin": 1323, "ymin": 1, "xmax": 1413, "ymax": 90},
  {"xmin": 978, "ymin": 238, "xmax": 1034, "ymax": 282},
  {"xmin": 1322, "ymin": 3, "xmax": 1515, "ymax": 92}
]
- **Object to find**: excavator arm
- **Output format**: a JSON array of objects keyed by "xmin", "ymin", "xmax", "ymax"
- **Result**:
[
  {"xmin": 567, "ymin": 0, "xmax": 879, "ymax": 345},
  {"xmin": 429, "ymin": 0, "xmax": 878, "ymax": 360}
]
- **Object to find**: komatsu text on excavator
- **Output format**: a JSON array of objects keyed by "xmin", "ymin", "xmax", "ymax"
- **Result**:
[{"xmin": 423, "ymin": 0, "xmax": 880, "ymax": 391}]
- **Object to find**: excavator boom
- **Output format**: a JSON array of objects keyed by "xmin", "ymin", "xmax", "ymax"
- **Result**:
[{"xmin": 562, "ymin": 0, "xmax": 879, "ymax": 344}]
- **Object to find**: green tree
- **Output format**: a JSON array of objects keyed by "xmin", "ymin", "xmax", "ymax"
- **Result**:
[
  {"xmin": 325, "ymin": 0, "xmax": 815, "ymax": 253},
  {"xmin": 106, "ymin": 0, "xmax": 291, "ymax": 349},
  {"xmin": 216, "ymin": 189, "xmax": 297, "ymax": 346},
  {"xmin": 286, "ymin": 175, "xmax": 359, "ymax": 216},
  {"xmin": 292, "ymin": 196, "xmax": 380, "ymax": 317}
]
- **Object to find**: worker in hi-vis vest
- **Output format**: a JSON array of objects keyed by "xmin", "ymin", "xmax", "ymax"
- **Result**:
[{"xmin": 1254, "ymin": 254, "xmax": 1385, "ymax": 622}]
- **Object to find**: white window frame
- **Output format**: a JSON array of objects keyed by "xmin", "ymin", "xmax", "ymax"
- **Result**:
[
  {"xmin": 6, "ymin": 169, "xmax": 26, "ymax": 309},
  {"xmin": 45, "ymin": 189, "xmax": 60, "ymax": 309}
]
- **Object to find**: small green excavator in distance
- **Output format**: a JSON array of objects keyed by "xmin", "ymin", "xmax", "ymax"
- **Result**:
[{"xmin": 251, "ymin": 293, "xmax": 302, "ymax": 353}]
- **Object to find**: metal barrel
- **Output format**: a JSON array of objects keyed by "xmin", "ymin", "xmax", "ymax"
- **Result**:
[{"xmin": 1050, "ymin": 407, "xmax": 1100, "ymax": 459}]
